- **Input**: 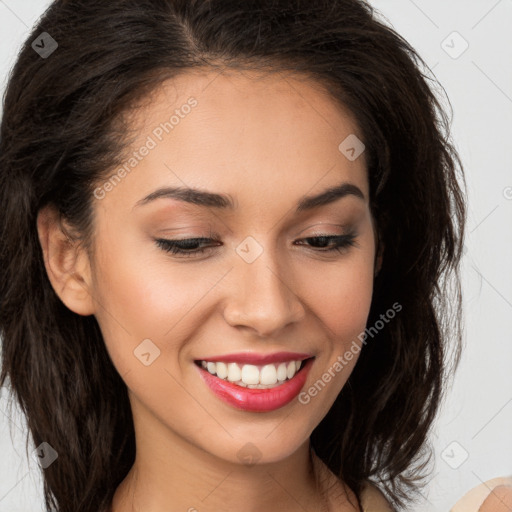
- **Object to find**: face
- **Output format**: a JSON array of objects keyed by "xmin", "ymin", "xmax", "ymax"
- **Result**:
[{"xmin": 85, "ymin": 69, "xmax": 377, "ymax": 465}]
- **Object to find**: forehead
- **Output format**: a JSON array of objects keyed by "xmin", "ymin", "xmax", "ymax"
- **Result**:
[{"xmin": 102, "ymin": 68, "xmax": 368, "ymax": 214}]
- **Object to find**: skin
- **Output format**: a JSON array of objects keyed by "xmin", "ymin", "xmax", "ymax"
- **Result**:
[
  {"xmin": 451, "ymin": 477, "xmax": 512, "ymax": 512},
  {"xmin": 37, "ymin": 69, "xmax": 384, "ymax": 512},
  {"xmin": 478, "ymin": 486, "xmax": 512, "ymax": 512}
]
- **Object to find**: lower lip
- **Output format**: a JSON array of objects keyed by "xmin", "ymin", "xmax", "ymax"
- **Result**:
[{"xmin": 196, "ymin": 358, "xmax": 314, "ymax": 412}]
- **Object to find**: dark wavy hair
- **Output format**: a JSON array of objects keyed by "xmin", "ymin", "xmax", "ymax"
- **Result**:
[{"xmin": 0, "ymin": 1, "xmax": 466, "ymax": 511}]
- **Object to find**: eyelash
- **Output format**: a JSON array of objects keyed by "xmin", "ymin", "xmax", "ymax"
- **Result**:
[{"xmin": 155, "ymin": 233, "xmax": 357, "ymax": 258}]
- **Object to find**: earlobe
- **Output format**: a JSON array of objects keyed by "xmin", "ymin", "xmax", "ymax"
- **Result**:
[{"xmin": 36, "ymin": 205, "xmax": 96, "ymax": 316}]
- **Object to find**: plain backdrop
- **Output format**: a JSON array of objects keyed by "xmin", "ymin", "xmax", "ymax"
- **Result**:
[{"xmin": 0, "ymin": 1, "xmax": 511, "ymax": 511}]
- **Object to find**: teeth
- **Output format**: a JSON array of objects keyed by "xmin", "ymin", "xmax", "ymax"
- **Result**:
[
  {"xmin": 277, "ymin": 363, "xmax": 287, "ymax": 381},
  {"xmin": 216, "ymin": 362, "xmax": 228, "ymax": 379},
  {"xmin": 241, "ymin": 364, "xmax": 260, "ymax": 385},
  {"xmin": 227, "ymin": 362, "xmax": 241, "ymax": 382},
  {"xmin": 286, "ymin": 361, "xmax": 296, "ymax": 379},
  {"xmin": 260, "ymin": 364, "xmax": 277, "ymax": 385},
  {"xmin": 199, "ymin": 359, "xmax": 306, "ymax": 387}
]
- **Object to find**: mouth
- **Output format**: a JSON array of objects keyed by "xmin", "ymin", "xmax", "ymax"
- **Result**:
[
  {"xmin": 194, "ymin": 358, "xmax": 307, "ymax": 388},
  {"xmin": 194, "ymin": 353, "xmax": 315, "ymax": 412}
]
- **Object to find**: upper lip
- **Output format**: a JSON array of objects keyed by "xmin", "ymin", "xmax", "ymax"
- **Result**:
[{"xmin": 195, "ymin": 351, "xmax": 313, "ymax": 365}]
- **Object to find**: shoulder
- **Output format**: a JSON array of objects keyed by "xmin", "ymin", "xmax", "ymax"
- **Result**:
[
  {"xmin": 450, "ymin": 476, "xmax": 512, "ymax": 512},
  {"xmin": 478, "ymin": 485, "xmax": 512, "ymax": 512},
  {"xmin": 360, "ymin": 481, "xmax": 395, "ymax": 512}
]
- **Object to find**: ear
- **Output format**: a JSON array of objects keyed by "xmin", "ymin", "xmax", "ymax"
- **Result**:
[{"xmin": 37, "ymin": 205, "xmax": 96, "ymax": 316}]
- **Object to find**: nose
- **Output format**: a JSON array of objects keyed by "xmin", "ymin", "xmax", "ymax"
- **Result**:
[{"xmin": 222, "ymin": 248, "xmax": 306, "ymax": 338}]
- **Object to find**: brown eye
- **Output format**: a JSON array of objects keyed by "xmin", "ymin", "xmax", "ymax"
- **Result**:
[{"xmin": 295, "ymin": 234, "xmax": 357, "ymax": 253}]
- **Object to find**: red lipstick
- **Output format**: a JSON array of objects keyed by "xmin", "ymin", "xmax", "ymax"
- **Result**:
[{"xmin": 195, "ymin": 354, "xmax": 314, "ymax": 412}]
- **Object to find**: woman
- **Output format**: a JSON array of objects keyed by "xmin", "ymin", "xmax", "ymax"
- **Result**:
[{"xmin": 0, "ymin": 1, "xmax": 468, "ymax": 511}]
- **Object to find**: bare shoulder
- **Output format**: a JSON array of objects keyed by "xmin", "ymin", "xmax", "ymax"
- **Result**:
[
  {"xmin": 360, "ymin": 481, "xmax": 395, "ymax": 512},
  {"xmin": 478, "ymin": 485, "xmax": 512, "ymax": 512},
  {"xmin": 450, "ymin": 476, "xmax": 512, "ymax": 512}
]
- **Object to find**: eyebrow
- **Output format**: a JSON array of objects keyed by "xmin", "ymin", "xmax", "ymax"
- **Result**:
[{"xmin": 133, "ymin": 182, "xmax": 365, "ymax": 212}]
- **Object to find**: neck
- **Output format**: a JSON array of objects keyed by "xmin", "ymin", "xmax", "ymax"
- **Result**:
[
  {"xmin": 112, "ymin": 442, "xmax": 321, "ymax": 512},
  {"xmin": 110, "ymin": 394, "xmax": 358, "ymax": 512}
]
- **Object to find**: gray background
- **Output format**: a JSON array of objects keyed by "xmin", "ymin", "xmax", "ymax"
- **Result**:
[{"xmin": 1, "ymin": 1, "xmax": 511, "ymax": 510}]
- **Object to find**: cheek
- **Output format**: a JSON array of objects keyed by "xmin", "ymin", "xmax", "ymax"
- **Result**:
[
  {"xmin": 91, "ymin": 220, "xmax": 375, "ymax": 370},
  {"xmin": 91, "ymin": 258, "xmax": 198, "ymax": 362},
  {"xmin": 295, "ymin": 255, "xmax": 374, "ymax": 425},
  {"xmin": 90, "ymin": 230, "xmax": 235, "ymax": 382},
  {"xmin": 299, "ymin": 251, "xmax": 375, "ymax": 342}
]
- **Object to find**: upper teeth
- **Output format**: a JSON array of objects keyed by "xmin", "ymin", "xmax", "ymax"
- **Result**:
[{"xmin": 200, "ymin": 360, "xmax": 303, "ymax": 388}]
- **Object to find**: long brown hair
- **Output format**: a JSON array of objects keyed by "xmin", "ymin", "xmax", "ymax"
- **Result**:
[{"xmin": 0, "ymin": 1, "xmax": 466, "ymax": 510}]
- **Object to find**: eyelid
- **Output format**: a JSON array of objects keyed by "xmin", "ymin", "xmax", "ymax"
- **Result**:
[
  {"xmin": 295, "ymin": 222, "xmax": 353, "ymax": 236},
  {"xmin": 154, "ymin": 231, "xmax": 358, "ymax": 259},
  {"xmin": 152, "ymin": 222, "xmax": 357, "ymax": 246},
  {"xmin": 154, "ymin": 224, "xmax": 217, "ymax": 235}
]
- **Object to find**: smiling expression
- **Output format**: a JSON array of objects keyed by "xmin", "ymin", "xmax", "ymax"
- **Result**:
[{"xmin": 85, "ymin": 68, "xmax": 378, "ymax": 464}]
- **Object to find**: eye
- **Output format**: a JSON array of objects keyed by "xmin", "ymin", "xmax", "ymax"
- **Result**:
[
  {"xmin": 155, "ymin": 237, "xmax": 220, "ymax": 258},
  {"xmin": 294, "ymin": 233, "xmax": 357, "ymax": 253},
  {"xmin": 154, "ymin": 233, "xmax": 358, "ymax": 259}
]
